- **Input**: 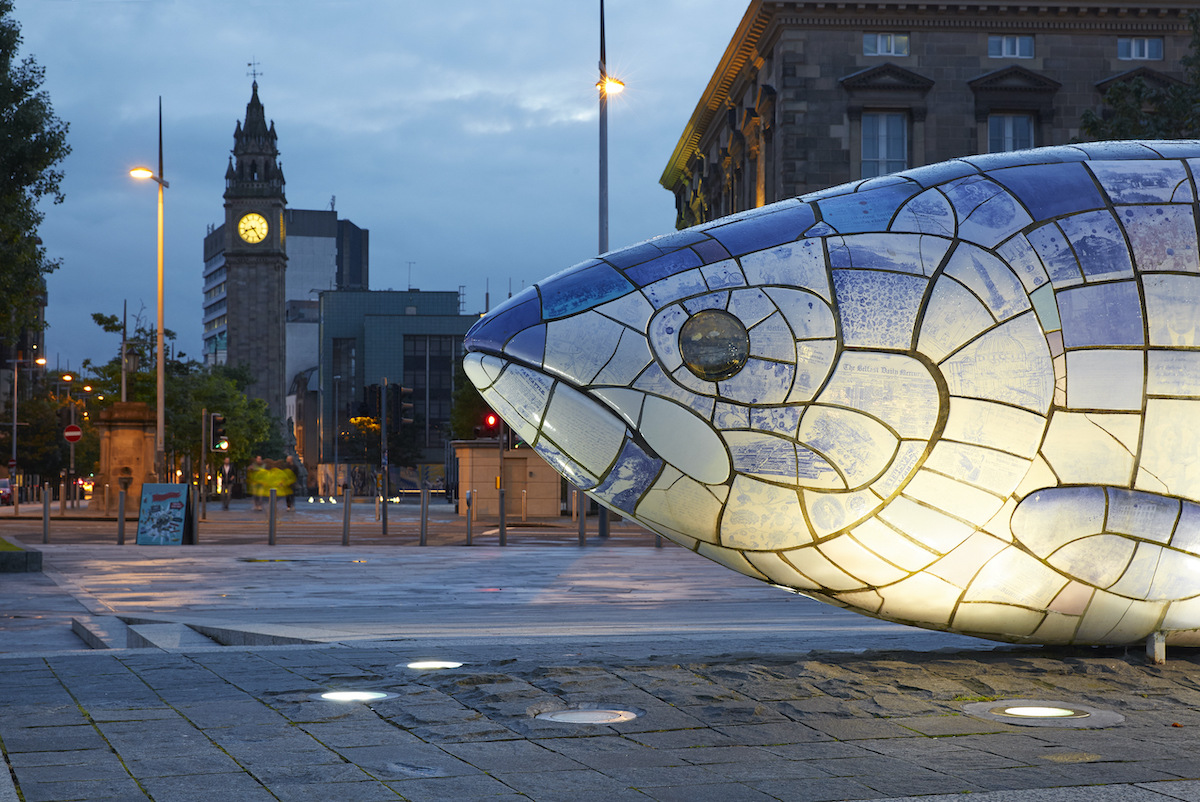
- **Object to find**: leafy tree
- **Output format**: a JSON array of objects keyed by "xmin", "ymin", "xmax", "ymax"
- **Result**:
[
  {"xmin": 0, "ymin": 0, "xmax": 70, "ymax": 338},
  {"xmin": 1080, "ymin": 11, "xmax": 1200, "ymax": 140},
  {"xmin": 450, "ymin": 361, "xmax": 489, "ymax": 440}
]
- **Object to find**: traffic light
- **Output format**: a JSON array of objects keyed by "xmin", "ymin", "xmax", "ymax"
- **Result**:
[
  {"xmin": 397, "ymin": 385, "xmax": 414, "ymax": 425},
  {"xmin": 210, "ymin": 413, "xmax": 228, "ymax": 452},
  {"xmin": 474, "ymin": 410, "xmax": 500, "ymax": 439}
]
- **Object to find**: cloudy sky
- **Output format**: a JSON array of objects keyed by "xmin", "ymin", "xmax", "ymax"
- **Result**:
[{"xmin": 17, "ymin": 0, "xmax": 748, "ymax": 375}]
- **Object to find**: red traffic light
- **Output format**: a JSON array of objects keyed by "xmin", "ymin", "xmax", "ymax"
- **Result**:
[{"xmin": 485, "ymin": 413, "xmax": 498, "ymax": 427}]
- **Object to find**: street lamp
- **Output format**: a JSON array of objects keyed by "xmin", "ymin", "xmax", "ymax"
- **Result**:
[
  {"xmin": 130, "ymin": 96, "xmax": 168, "ymax": 482},
  {"xmin": 8, "ymin": 355, "xmax": 45, "ymax": 513}
]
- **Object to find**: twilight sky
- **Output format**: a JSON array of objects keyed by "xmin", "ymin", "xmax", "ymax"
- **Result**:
[{"xmin": 17, "ymin": 0, "xmax": 748, "ymax": 375}]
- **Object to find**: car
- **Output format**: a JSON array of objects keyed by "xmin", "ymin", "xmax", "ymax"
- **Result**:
[{"xmin": 0, "ymin": 478, "xmax": 11, "ymax": 505}]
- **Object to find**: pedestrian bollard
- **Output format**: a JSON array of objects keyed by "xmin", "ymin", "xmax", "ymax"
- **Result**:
[
  {"xmin": 471, "ymin": 489, "xmax": 477, "ymax": 523},
  {"xmin": 375, "ymin": 495, "xmax": 380, "ymax": 521},
  {"xmin": 104, "ymin": 484, "xmax": 109, "ymax": 516},
  {"xmin": 268, "ymin": 488, "xmax": 277, "ymax": 546},
  {"xmin": 117, "ymin": 490, "xmax": 127, "ymax": 545},
  {"xmin": 656, "ymin": 532, "xmax": 663, "ymax": 548},
  {"xmin": 521, "ymin": 489, "xmax": 527, "ymax": 522},
  {"xmin": 341, "ymin": 487, "xmax": 351, "ymax": 546},
  {"xmin": 465, "ymin": 490, "xmax": 473, "ymax": 546},
  {"xmin": 59, "ymin": 479, "xmax": 65, "ymax": 519},
  {"xmin": 578, "ymin": 488, "xmax": 587, "ymax": 546},
  {"xmin": 499, "ymin": 487, "xmax": 507, "ymax": 546},
  {"xmin": 419, "ymin": 486, "xmax": 429, "ymax": 546},
  {"xmin": 42, "ymin": 482, "xmax": 49, "ymax": 543}
]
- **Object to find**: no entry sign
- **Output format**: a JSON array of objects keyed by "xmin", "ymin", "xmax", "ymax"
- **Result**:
[{"xmin": 64, "ymin": 424, "xmax": 82, "ymax": 443}]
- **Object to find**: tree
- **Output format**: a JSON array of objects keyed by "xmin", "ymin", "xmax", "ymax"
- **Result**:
[
  {"xmin": 450, "ymin": 361, "xmax": 489, "ymax": 440},
  {"xmin": 1080, "ymin": 11, "xmax": 1200, "ymax": 140},
  {"xmin": 0, "ymin": 1, "xmax": 70, "ymax": 338}
]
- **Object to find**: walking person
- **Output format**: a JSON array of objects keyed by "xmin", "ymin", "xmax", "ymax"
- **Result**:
[
  {"xmin": 220, "ymin": 457, "xmax": 234, "ymax": 510},
  {"xmin": 283, "ymin": 456, "xmax": 297, "ymax": 511},
  {"xmin": 249, "ymin": 455, "xmax": 265, "ymax": 511}
]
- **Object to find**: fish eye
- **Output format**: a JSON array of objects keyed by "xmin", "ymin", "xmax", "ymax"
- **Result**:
[{"xmin": 679, "ymin": 309, "xmax": 750, "ymax": 381}]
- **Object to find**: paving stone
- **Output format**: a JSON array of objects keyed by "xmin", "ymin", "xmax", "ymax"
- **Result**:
[
  {"xmin": 704, "ymin": 758, "xmax": 833, "ymax": 782},
  {"xmin": 657, "ymin": 745, "xmax": 776, "ymax": 765},
  {"xmin": 1046, "ymin": 761, "xmax": 1180, "ymax": 786},
  {"xmin": 13, "ymin": 759, "xmax": 132, "ymax": 784},
  {"xmin": 860, "ymin": 771, "xmax": 988, "ymax": 797},
  {"xmin": 335, "ymin": 743, "xmax": 483, "ymax": 780},
  {"xmin": 493, "ymin": 767, "xmax": 621, "ymax": 796},
  {"xmin": 642, "ymin": 780, "xmax": 785, "ymax": 801},
  {"xmin": 622, "ymin": 728, "xmax": 741, "ymax": 749},
  {"xmin": 137, "ymin": 772, "xmax": 275, "ymax": 801},
  {"xmin": 2, "ymin": 725, "xmax": 108, "ymax": 753},
  {"xmin": 759, "ymin": 741, "xmax": 878, "ymax": 760},
  {"xmin": 385, "ymin": 772, "xmax": 520, "ymax": 802},
  {"xmin": 248, "ymin": 761, "xmax": 373, "ymax": 784},
  {"xmin": 534, "ymin": 736, "xmax": 683, "ymax": 770},
  {"xmin": 298, "ymin": 721, "xmax": 422, "ymax": 748},
  {"xmin": 1136, "ymin": 780, "xmax": 1200, "ymax": 801},
  {"xmin": 892, "ymin": 714, "xmax": 1023, "ymax": 736},
  {"xmin": 268, "ymin": 780, "xmax": 401, "ymax": 802},
  {"xmin": 16, "ymin": 777, "xmax": 148, "ymax": 802},
  {"xmin": 800, "ymin": 717, "xmax": 924, "ymax": 741},
  {"xmin": 123, "ymin": 754, "xmax": 244, "ymax": 777},
  {"xmin": 598, "ymin": 763, "xmax": 726, "ymax": 787},
  {"xmin": 7, "ymin": 748, "xmax": 116, "ymax": 767},
  {"xmin": 440, "ymin": 739, "xmax": 585, "ymax": 772},
  {"xmin": 676, "ymin": 701, "xmax": 789, "ymax": 726},
  {"xmin": 713, "ymin": 721, "xmax": 833, "ymax": 745}
]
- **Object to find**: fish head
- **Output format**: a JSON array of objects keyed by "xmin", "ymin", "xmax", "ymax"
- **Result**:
[{"xmin": 462, "ymin": 212, "xmax": 943, "ymax": 548}]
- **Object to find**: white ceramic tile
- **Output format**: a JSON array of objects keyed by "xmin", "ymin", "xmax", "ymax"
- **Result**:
[
  {"xmin": 743, "ymin": 551, "xmax": 823, "ymax": 591},
  {"xmin": 739, "ymin": 238, "xmax": 831, "ymax": 300},
  {"xmin": 748, "ymin": 312, "xmax": 797, "ymax": 362},
  {"xmin": 952, "ymin": 604, "xmax": 1044, "ymax": 638},
  {"xmin": 1039, "ymin": 411, "xmax": 1138, "ymax": 487},
  {"xmin": 1089, "ymin": 159, "xmax": 1191, "ymax": 203},
  {"xmin": 1063, "ymin": 349, "xmax": 1144, "ymax": 411},
  {"xmin": 591, "ymin": 387, "xmax": 645, "ymax": 429},
  {"xmin": 1105, "ymin": 487, "xmax": 1179, "ymax": 543},
  {"xmin": 529, "ymin": 438, "xmax": 598, "ymax": 489},
  {"xmin": 543, "ymin": 313, "xmax": 624, "ymax": 386},
  {"xmin": 540, "ymin": 382, "xmax": 628, "ymax": 476},
  {"xmin": 1148, "ymin": 549, "xmax": 1200, "ymax": 600},
  {"xmin": 634, "ymin": 362, "xmax": 715, "ymax": 419},
  {"xmin": 925, "ymin": 531, "xmax": 1008, "ymax": 588},
  {"xmin": 941, "ymin": 312, "xmax": 1054, "ymax": 414},
  {"xmin": 833, "ymin": 270, "xmax": 929, "ymax": 350},
  {"xmin": 492, "ymin": 365, "xmax": 554, "ymax": 428},
  {"xmin": 1106, "ymin": 542, "xmax": 1163, "ymax": 599},
  {"xmin": 713, "ymin": 401, "xmax": 750, "ymax": 430},
  {"xmin": 591, "ymin": 329, "xmax": 654, "ymax": 387},
  {"xmin": 1048, "ymin": 580, "xmax": 1093, "ymax": 615},
  {"xmin": 463, "ymin": 353, "xmax": 495, "ymax": 390},
  {"xmin": 1059, "ymin": 209, "xmax": 1135, "ymax": 282},
  {"xmin": 480, "ymin": 354, "xmax": 506, "ymax": 384},
  {"xmin": 799, "ymin": 406, "xmax": 899, "ymax": 489},
  {"xmin": 1028, "ymin": 223, "xmax": 1083, "ymax": 288},
  {"xmin": 782, "ymin": 546, "xmax": 865, "ymax": 591},
  {"xmin": 958, "ymin": 188, "xmax": 1033, "ymax": 248},
  {"xmin": 683, "ymin": 291, "xmax": 729, "ymax": 314},
  {"xmin": 763, "ymin": 288, "xmax": 836, "ymax": 340},
  {"xmin": 479, "ymin": 386, "xmax": 539, "ymax": 445},
  {"xmin": 727, "ymin": 288, "xmax": 779, "ymax": 328},
  {"xmin": 701, "ymin": 258, "xmax": 747, "ymax": 290},
  {"xmin": 1072, "ymin": 590, "xmax": 1134, "ymax": 642},
  {"xmin": 1009, "ymin": 486, "xmax": 1107, "ymax": 558},
  {"xmin": 635, "ymin": 473, "xmax": 723, "ymax": 544},
  {"xmin": 818, "ymin": 535, "xmax": 909, "ymax": 586},
  {"xmin": 640, "ymin": 394, "xmax": 731, "ymax": 485},
  {"xmin": 1091, "ymin": 596, "xmax": 1165, "ymax": 644},
  {"xmin": 923, "ymin": 441, "xmax": 1031, "ymax": 497},
  {"xmin": 870, "ymin": 441, "xmax": 926, "ymax": 499},
  {"xmin": 718, "ymin": 358, "xmax": 795, "ymax": 406},
  {"xmin": 917, "ymin": 277, "xmax": 996, "ymax": 363},
  {"xmin": 1120, "ymin": 205, "xmax": 1200, "ymax": 274},
  {"xmin": 828, "ymin": 232, "xmax": 949, "ymax": 276},
  {"xmin": 877, "ymin": 573, "xmax": 963, "ymax": 625},
  {"xmin": 596, "ymin": 291, "xmax": 655, "ymax": 332},
  {"xmin": 850, "ymin": 518, "xmax": 939, "ymax": 572},
  {"xmin": 890, "ymin": 188, "xmax": 956, "ymax": 237},
  {"xmin": 720, "ymin": 475, "xmax": 813, "ymax": 550},
  {"xmin": 944, "ymin": 243, "xmax": 1030, "ymax": 321},
  {"xmin": 903, "ymin": 470, "xmax": 1004, "ymax": 528},
  {"xmin": 1144, "ymin": 273, "xmax": 1200, "ymax": 346},
  {"xmin": 1139, "ymin": 398, "xmax": 1200, "ymax": 503},
  {"xmin": 722, "ymin": 430, "xmax": 801, "ymax": 483},
  {"xmin": 787, "ymin": 339, "xmax": 838, "ymax": 403},
  {"xmin": 643, "ymin": 269, "xmax": 709, "ymax": 309},
  {"xmin": 1048, "ymin": 534, "xmax": 1136, "ymax": 589},
  {"xmin": 1162, "ymin": 594, "xmax": 1200, "ymax": 631},
  {"xmin": 1148, "ymin": 350, "xmax": 1200, "ymax": 397},
  {"xmin": 750, "ymin": 406, "xmax": 802, "ymax": 437},
  {"xmin": 670, "ymin": 365, "xmax": 718, "ymax": 397},
  {"xmin": 943, "ymin": 397, "xmax": 1047, "ymax": 460},
  {"xmin": 815, "ymin": 351, "xmax": 939, "ymax": 439},
  {"xmin": 648, "ymin": 304, "xmax": 688, "ymax": 372},
  {"xmin": 982, "ymin": 497, "xmax": 1018, "ymax": 540},
  {"xmin": 877, "ymin": 495, "xmax": 975, "ymax": 555},
  {"xmin": 803, "ymin": 489, "xmax": 883, "ymax": 536},
  {"xmin": 1169, "ymin": 502, "xmax": 1200, "ymax": 556},
  {"xmin": 997, "ymin": 234, "xmax": 1050, "ymax": 292},
  {"xmin": 963, "ymin": 546, "xmax": 1069, "ymax": 609}
]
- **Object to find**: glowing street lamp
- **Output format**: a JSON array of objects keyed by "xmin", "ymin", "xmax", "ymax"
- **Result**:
[{"xmin": 129, "ymin": 96, "xmax": 169, "ymax": 481}]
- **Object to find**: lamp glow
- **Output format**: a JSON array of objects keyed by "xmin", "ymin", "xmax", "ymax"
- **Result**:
[
  {"xmin": 597, "ymin": 77, "xmax": 624, "ymax": 96},
  {"xmin": 406, "ymin": 660, "xmax": 464, "ymax": 670},
  {"xmin": 1000, "ymin": 706, "xmax": 1085, "ymax": 718},
  {"xmin": 129, "ymin": 167, "xmax": 154, "ymax": 179},
  {"xmin": 536, "ymin": 708, "xmax": 639, "ymax": 724},
  {"xmin": 317, "ymin": 691, "xmax": 391, "ymax": 702}
]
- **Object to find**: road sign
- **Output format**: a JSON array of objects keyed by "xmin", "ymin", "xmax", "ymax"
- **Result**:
[
  {"xmin": 7, "ymin": 458, "xmax": 15, "ymax": 470},
  {"xmin": 64, "ymin": 424, "xmax": 82, "ymax": 443}
]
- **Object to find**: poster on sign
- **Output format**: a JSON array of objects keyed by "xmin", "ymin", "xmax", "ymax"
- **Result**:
[{"xmin": 136, "ymin": 484, "xmax": 194, "ymax": 545}]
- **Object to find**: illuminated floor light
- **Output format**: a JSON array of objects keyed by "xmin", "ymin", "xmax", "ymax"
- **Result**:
[
  {"xmin": 311, "ymin": 690, "xmax": 397, "ymax": 702},
  {"xmin": 536, "ymin": 708, "xmax": 640, "ymax": 724},
  {"xmin": 405, "ymin": 660, "xmax": 464, "ymax": 670},
  {"xmin": 963, "ymin": 698, "xmax": 1122, "ymax": 729}
]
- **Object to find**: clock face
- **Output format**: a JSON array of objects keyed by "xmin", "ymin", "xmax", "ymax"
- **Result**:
[{"xmin": 238, "ymin": 212, "xmax": 269, "ymax": 244}]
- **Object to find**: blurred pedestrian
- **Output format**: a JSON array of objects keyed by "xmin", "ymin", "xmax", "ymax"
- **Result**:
[
  {"xmin": 283, "ymin": 456, "xmax": 297, "ymax": 510},
  {"xmin": 220, "ymin": 457, "xmax": 234, "ymax": 510},
  {"xmin": 249, "ymin": 455, "xmax": 265, "ymax": 511}
]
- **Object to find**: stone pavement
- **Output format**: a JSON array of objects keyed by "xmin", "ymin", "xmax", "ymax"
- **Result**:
[{"xmin": 2, "ymin": 535, "xmax": 1200, "ymax": 801}]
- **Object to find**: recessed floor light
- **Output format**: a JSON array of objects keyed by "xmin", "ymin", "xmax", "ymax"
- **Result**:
[
  {"xmin": 536, "ymin": 708, "xmax": 640, "ymax": 724},
  {"xmin": 963, "ymin": 698, "xmax": 1123, "ymax": 729},
  {"xmin": 405, "ymin": 660, "xmax": 464, "ymax": 670},
  {"xmin": 311, "ymin": 690, "xmax": 398, "ymax": 702}
]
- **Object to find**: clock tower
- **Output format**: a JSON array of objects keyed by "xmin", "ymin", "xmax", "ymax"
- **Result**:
[{"xmin": 223, "ymin": 80, "xmax": 287, "ymax": 419}]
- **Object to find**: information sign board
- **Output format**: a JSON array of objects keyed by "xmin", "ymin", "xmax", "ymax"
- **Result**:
[{"xmin": 135, "ymin": 483, "xmax": 194, "ymax": 545}]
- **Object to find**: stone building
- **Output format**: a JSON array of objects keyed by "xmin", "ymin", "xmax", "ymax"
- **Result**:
[{"xmin": 661, "ymin": 1, "xmax": 1195, "ymax": 227}]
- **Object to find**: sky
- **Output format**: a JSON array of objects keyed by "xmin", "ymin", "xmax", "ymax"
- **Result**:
[{"xmin": 17, "ymin": 0, "xmax": 749, "ymax": 376}]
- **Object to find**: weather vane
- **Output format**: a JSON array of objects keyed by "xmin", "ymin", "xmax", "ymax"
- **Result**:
[{"xmin": 247, "ymin": 59, "xmax": 262, "ymax": 82}]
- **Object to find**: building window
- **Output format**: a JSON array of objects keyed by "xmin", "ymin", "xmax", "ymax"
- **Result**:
[
  {"xmin": 989, "ymin": 114, "xmax": 1034, "ymax": 152},
  {"xmin": 204, "ymin": 314, "xmax": 227, "ymax": 332},
  {"xmin": 1118, "ymin": 37, "xmax": 1163, "ymax": 60},
  {"xmin": 862, "ymin": 112, "xmax": 907, "ymax": 178},
  {"xmin": 989, "ymin": 35, "xmax": 1033, "ymax": 58},
  {"xmin": 864, "ymin": 33, "xmax": 909, "ymax": 57}
]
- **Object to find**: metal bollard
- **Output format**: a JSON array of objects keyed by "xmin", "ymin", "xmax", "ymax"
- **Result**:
[
  {"xmin": 42, "ymin": 482, "xmax": 49, "ymax": 543},
  {"xmin": 499, "ymin": 487, "xmax": 506, "ymax": 546},
  {"xmin": 465, "ymin": 490, "xmax": 473, "ymax": 546},
  {"xmin": 375, "ymin": 494, "xmax": 380, "ymax": 521},
  {"xmin": 578, "ymin": 488, "xmax": 586, "ymax": 546},
  {"xmin": 656, "ymin": 532, "xmax": 663, "ymax": 548},
  {"xmin": 117, "ymin": 490, "xmax": 126, "ymax": 545},
  {"xmin": 341, "ymin": 487, "xmax": 351, "ymax": 546},
  {"xmin": 191, "ymin": 484, "xmax": 200, "ymax": 545},
  {"xmin": 268, "ymin": 488, "xmax": 277, "ymax": 546},
  {"xmin": 521, "ymin": 489, "xmax": 527, "ymax": 522},
  {"xmin": 58, "ymin": 480, "xmax": 65, "ymax": 518},
  {"xmin": 419, "ymin": 487, "xmax": 429, "ymax": 546},
  {"xmin": 104, "ymin": 483, "xmax": 110, "ymax": 516},
  {"xmin": 471, "ymin": 489, "xmax": 477, "ymax": 523}
]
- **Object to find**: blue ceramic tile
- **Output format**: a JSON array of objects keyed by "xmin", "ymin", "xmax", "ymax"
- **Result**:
[
  {"xmin": 1057, "ymin": 281, "xmax": 1144, "ymax": 348},
  {"xmin": 717, "ymin": 358, "xmax": 795, "ymax": 406},
  {"xmin": 683, "ymin": 291, "xmax": 729, "ymax": 313},
  {"xmin": 701, "ymin": 259, "xmax": 747, "ymax": 290},
  {"xmin": 727, "ymin": 432, "xmax": 798, "ymax": 479},
  {"xmin": 643, "ymin": 269, "xmax": 709, "ymax": 309},
  {"xmin": 803, "ymin": 221, "xmax": 838, "ymax": 237},
  {"xmin": 957, "ymin": 188, "xmax": 1032, "ymax": 248},
  {"xmin": 739, "ymin": 239, "xmax": 831, "ymax": 299},
  {"xmin": 890, "ymin": 189, "xmax": 956, "ymax": 237},
  {"xmin": 832, "ymin": 270, "xmax": 929, "ymax": 349},
  {"xmin": 465, "ymin": 294, "xmax": 541, "ymax": 353},
  {"xmin": 625, "ymin": 248, "xmax": 703, "ymax": 287},
  {"xmin": 705, "ymin": 201, "xmax": 816, "ymax": 256},
  {"xmin": 963, "ymin": 146, "xmax": 1087, "ymax": 170},
  {"xmin": 901, "ymin": 159, "xmax": 979, "ymax": 188},
  {"xmin": 752, "ymin": 406, "xmax": 802, "ymax": 437},
  {"xmin": 503, "ymin": 324, "xmax": 546, "ymax": 367},
  {"xmin": 1073, "ymin": 141, "xmax": 1162, "ymax": 160},
  {"xmin": 714, "ymin": 401, "xmax": 750, "ymax": 430},
  {"xmin": 540, "ymin": 262, "xmax": 634, "ymax": 320},
  {"xmin": 692, "ymin": 237, "xmax": 733, "ymax": 264},
  {"xmin": 604, "ymin": 241, "xmax": 665, "ymax": 270},
  {"xmin": 531, "ymin": 438, "xmax": 598, "ymax": 489},
  {"xmin": 1027, "ymin": 223, "xmax": 1082, "ymax": 287},
  {"xmin": 1059, "ymin": 210, "xmax": 1134, "ymax": 281},
  {"xmin": 816, "ymin": 184, "xmax": 921, "ymax": 234},
  {"xmin": 646, "ymin": 228, "xmax": 711, "ymax": 254},
  {"xmin": 1089, "ymin": 160, "xmax": 1190, "ymax": 204},
  {"xmin": 1144, "ymin": 274, "xmax": 1200, "ymax": 347},
  {"xmin": 592, "ymin": 439, "xmax": 663, "ymax": 514},
  {"xmin": 1120, "ymin": 205, "xmax": 1200, "ymax": 273},
  {"xmin": 990, "ymin": 162, "xmax": 1106, "ymax": 221},
  {"xmin": 633, "ymin": 362, "xmax": 715, "ymax": 419},
  {"xmin": 764, "ymin": 288, "xmax": 836, "ymax": 340},
  {"xmin": 828, "ymin": 233, "xmax": 949, "ymax": 276},
  {"xmin": 945, "ymin": 243, "xmax": 1030, "ymax": 321},
  {"xmin": 997, "ymin": 234, "xmax": 1050, "ymax": 291},
  {"xmin": 940, "ymin": 312, "xmax": 1054, "ymax": 414}
]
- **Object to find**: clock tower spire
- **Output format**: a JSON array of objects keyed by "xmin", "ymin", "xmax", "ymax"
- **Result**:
[{"xmin": 222, "ymin": 78, "xmax": 288, "ymax": 420}]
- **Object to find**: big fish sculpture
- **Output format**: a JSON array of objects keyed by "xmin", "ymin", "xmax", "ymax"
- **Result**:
[{"xmin": 464, "ymin": 141, "xmax": 1200, "ymax": 647}]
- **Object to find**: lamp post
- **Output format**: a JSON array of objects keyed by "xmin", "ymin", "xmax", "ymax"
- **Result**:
[
  {"xmin": 130, "ymin": 96, "xmax": 168, "ymax": 481},
  {"xmin": 597, "ymin": 0, "xmax": 622, "ymax": 539},
  {"xmin": 8, "ymin": 355, "xmax": 45, "ymax": 512}
]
